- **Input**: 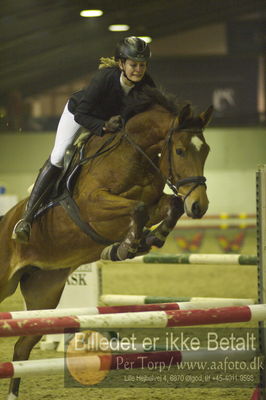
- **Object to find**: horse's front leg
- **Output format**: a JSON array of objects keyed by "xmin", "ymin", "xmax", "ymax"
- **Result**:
[
  {"xmin": 101, "ymin": 201, "xmax": 148, "ymax": 261},
  {"xmin": 143, "ymin": 195, "xmax": 184, "ymax": 250}
]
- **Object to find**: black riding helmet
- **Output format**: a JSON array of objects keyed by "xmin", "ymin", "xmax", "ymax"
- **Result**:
[{"xmin": 115, "ymin": 36, "xmax": 151, "ymax": 62}]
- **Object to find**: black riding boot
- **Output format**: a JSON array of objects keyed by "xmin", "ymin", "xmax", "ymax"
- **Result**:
[{"xmin": 12, "ymin": 159, "xmax": 61, "ymax": 244}]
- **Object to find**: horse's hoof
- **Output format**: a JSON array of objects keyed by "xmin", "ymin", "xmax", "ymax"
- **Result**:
[
  {"xmin": 11, "ymin": 220, "xmax": 31, "ymax": 244},
  {"xmin": 145, "ymin": 234, "xmax": 165, "ymax": 248},
  {"xmin": 126, "ymin": 251, "xmax": 136, "ymax": 259}
]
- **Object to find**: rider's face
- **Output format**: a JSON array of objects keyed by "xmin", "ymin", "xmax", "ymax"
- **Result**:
[{"xmin": 120, "ymin": 59, "xmax": 147, "ymax": 84}]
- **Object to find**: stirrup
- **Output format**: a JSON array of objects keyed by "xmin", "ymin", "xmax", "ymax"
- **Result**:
[{"xmin": 12, "ymin": 219, "xmax": 32, "ymax": 244}]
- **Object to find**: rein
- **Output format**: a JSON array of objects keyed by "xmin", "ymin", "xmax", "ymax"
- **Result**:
[
  {"xmin": 124, "ymin": 132, "xmax": 180, "ymax": 197},
  {"xmin": 124, "ymin": 119, "xmax": 206, "ymax": 201},
  {"xmin": 123, "ymin": 132, "xmax": 171, "ymax": 184},
  {"xmin": 78, "ymin": 133, "xmax": 122, "ymax": 166}
]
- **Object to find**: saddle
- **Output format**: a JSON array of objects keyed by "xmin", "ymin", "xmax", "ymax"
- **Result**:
[{"xmin": 34, "ymin": 131, "xmax": 119, "ymax": 245}]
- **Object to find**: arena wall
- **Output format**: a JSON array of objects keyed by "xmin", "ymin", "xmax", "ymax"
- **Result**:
[{"xmin": 0, "ymin": 127, "xmax": 265, "ymax": 214}]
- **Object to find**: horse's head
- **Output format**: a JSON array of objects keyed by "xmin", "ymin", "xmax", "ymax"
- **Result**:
[{"xmin": 161, "ymin": 104, "xmax": 213, "ymax": 219}]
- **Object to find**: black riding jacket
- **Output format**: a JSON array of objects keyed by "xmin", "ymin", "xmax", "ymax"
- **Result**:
[{"xmin": 68, "ymin": 67, "xmax": 156, "ymax": 136}]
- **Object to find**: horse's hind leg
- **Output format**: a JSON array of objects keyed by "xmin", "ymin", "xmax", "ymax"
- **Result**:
[{"xmin": 8, "ymin": 267, "xmax": 71, "ymax": 400}]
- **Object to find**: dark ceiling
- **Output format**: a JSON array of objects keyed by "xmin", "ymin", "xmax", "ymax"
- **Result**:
[{"xmin": 1, "ymin": 0, "xmax": 266, "ymax": 102}]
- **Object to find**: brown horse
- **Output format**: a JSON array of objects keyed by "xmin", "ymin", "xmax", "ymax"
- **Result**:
[{"xmin": 0, "ymin": 87, "xmax": 212, "ymax": 398}]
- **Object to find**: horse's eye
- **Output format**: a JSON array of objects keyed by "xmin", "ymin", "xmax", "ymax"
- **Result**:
[{"xmin": 176, "ymin": 148, "xmax": 185, "ymax": 157}]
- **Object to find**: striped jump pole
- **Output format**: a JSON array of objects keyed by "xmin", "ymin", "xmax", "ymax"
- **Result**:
[
  {"xmin": 100, "ymin": 295, "xmax": 255, "ymax": 306},
  {"xmin": 121, "ymin": 253, "xmax": 258, "ymax": 265},
  {"xmin": 251, "ymin": 388, "xmax": 260, "ymax": 400},
  {"xmin": 0, "ymin": 349, "xmax": 256, "ymax": 379},
  {"xmin": 0, "ymin": 304, "xmax": 182, "ymax": 320},
  {"xmin": 0, "ymin": 298, "xmax": 256, "ymax": 321},
  {"xmin": 0, "ymin": 304, "xmax": 266, "ymax": 337}
]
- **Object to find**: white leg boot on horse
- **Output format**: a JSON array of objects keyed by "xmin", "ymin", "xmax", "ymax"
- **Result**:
[{"xmin": 12, "ymin": 159, "xmax": 61, "ymax": 244}]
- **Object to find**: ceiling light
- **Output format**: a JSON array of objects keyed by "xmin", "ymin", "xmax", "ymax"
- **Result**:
[
  {"xmin": 80, "ymin": 9, "xmax": 103, "ymax": 17},
  {"xmin": 138, "ymin": 36, "xmax": 152, "ymax": 43},
  {"xmin": 108, "ymin": 24, "xmax": 130, "ymax": 32}
]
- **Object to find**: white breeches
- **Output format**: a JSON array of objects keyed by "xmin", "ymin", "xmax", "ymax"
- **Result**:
[{"xmin": 50, "ymin": 102, "xmax": 81, "ymax": 167}]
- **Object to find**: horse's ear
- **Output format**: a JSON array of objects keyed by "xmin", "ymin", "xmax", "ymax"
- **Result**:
[
  {"xmin": 200, "ymin": 105, "xmax": 214, "ymax": 127},
  {"xmin": 179, "ymin": 104, "xmax": 192, "ymax": 126}
]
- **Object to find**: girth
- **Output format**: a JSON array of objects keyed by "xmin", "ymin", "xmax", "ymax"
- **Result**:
[{"xmin": 58, "ymin": 191, "xmax": 114, "ymax": 245}]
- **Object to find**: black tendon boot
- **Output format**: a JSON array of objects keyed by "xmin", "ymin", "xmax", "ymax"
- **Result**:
[{"xmin": 12, "ymin": 159, "xmax": 61, "ymax": 244}]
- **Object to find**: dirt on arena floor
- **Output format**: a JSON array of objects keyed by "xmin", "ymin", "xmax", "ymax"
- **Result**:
[{"xmin": 0, "ymin": 231, "xmax": 259, "ymax": 400}]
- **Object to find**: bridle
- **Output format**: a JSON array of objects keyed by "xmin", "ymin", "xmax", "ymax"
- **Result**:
[
  {"xmin": 124, "ymin": 117, "xmax": 207, "ymax": 201},
  {"xmin": 164, "ymin": 118, "xmax": 206, "ymax": 201}
]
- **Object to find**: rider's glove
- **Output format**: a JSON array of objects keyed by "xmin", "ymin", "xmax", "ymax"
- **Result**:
[{"xmin": 103, "ymin": 115, "xmax": 123, "ymax": 134}]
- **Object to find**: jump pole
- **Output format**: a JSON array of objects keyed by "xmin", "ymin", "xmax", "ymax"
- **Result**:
[
  {"xmin": 100, "ymin": 295, "xmax": 255, "ymax": 306},
  {"xmin": 0, "ymin": 349, "xmax": 256, "ymax": 379},
  {"xmin": 0, "ymin": 304, "xmax": 266, "ymax": 337},
  {"xmin": 0, "ymin": 299, "xmax": 256, "ymax": 320},
  {"xmin": 119, "ymin": 253, "xmax": 257, "ymax": 265}
]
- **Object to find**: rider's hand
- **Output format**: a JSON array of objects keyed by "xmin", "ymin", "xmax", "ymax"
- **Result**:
[{"xmin": 103, "ymin": 115, "xmax": 123, "ymax": 134}]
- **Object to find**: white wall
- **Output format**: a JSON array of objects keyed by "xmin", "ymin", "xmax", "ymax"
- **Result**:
[
  {"xmin": 204, "ymin": 127, "xmax": 265, "ymax": 214},
  {"xmin": 0, "ymin": 127, "xmax": 265, "ymax": 214},
  {"xmin": 0, "ymin": 133, "xmax": 55, "ymax": 200}
]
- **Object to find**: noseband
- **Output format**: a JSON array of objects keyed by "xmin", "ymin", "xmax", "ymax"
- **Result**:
[
  {"xmin": 165, "ymin": 120, "xmax": 207, "ymax": 201},
  {"xmin": 174, "ymin": 176, "xmax": 206, "ymax": 201}
]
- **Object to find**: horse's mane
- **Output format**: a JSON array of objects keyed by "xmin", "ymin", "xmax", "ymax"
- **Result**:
[{"xmin": 122, "ymin": 86, "xmax": 185, "ymax": 122}]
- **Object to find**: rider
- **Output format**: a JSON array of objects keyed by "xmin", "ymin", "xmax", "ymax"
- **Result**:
[{"xmin": 12, "ymin": 36, "xmax": 155, "ymax": 243}]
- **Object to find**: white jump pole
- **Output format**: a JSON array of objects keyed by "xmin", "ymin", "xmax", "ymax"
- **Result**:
[
  {"xmin": 1, "ymin": 304, "xmax": 266, "ymax": 337},
  {"xmin": 0, "ymin": 349, "xmax": 257, "ymax": 379},
  {"xmin": 100, "ymin": 295, "xmax": 255, "ymax": 307},
  {"xmin": 0, "ymin": 299, "xmax": 257, "ymax": 321}
]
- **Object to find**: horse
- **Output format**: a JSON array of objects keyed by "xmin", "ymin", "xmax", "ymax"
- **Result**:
[{"xmin": 0, "ymin": 86, "xmax": 212, "ymax": 398}]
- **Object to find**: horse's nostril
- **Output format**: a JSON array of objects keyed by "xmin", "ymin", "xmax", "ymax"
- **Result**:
[{"xmin": 192, "ymin": 201, "xmax": 201, "ymax": 218}]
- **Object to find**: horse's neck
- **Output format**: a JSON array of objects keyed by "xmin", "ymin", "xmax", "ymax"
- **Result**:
[{"xmin": 125, "ymin": 107, "xmax": 173, "ymax": 151}]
